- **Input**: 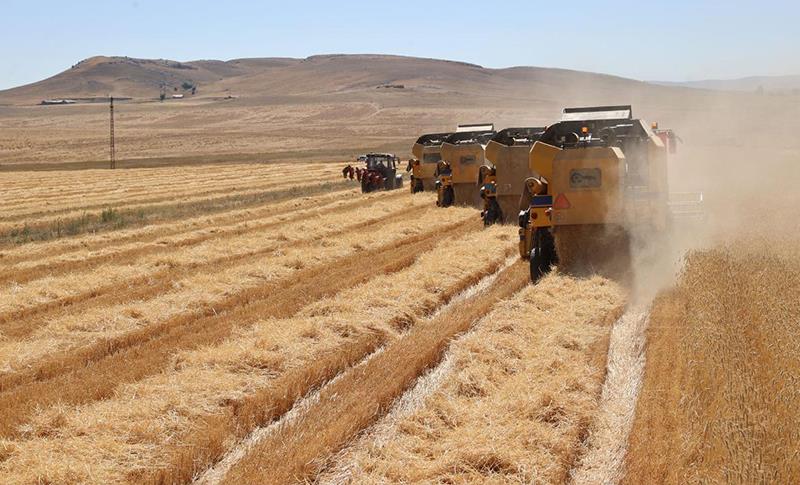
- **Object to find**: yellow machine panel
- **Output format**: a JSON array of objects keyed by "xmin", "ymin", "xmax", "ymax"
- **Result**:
[
  {"xmin": 483, "ymin": 128, "xmax": 547, "ymax": 224},
  {"xmin": 550, "ymin": 147, "xmax": 625, "ymax": 226},
  {"xmin": 528, "ymin": 141, "xmax": 561, "ymax": 181},
  {"xmin": 437, "ymin": 128, "xmax": 495, "ymax": 208},
  {"xmin": 411, "ymin": 133, "xmax": 452, "ymax": 192},
  {"xmin": 486, "ymin": 142, "xmax": 533, "ymax": 197},
  {"xmin": 411, "ymin": 144, "xmax": 442, "ymax": 174},
  {"xmin": 440, "ymin": 143, "xmax": 485, "ymax": 184}
]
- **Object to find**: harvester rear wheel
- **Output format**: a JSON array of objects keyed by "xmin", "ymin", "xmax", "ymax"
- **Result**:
[
  {"xmin": 529, "ymin": 228, "xmax": 556, "ymax": 282},
  {"xmin": 440, "ymin": 187, "xmax": 454, "ymax": 207},
  {"xmin": 483, "ymin": 199, "xmax": 502, "ymax": 227}
]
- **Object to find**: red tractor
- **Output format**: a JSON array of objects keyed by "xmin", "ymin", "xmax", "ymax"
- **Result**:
[{"xmin": 344, "ymin": 153, "xmax": 404, "ymax": 193}]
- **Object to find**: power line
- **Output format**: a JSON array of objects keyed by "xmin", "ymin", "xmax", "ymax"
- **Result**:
[{"xmin": 109, "ymin": 96, "xmax": 116, "ymax": 169}]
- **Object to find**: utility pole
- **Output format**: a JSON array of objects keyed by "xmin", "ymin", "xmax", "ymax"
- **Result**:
[{"xmin": 109, "ymin": 96, "xmax": 116, "ymax": 169}]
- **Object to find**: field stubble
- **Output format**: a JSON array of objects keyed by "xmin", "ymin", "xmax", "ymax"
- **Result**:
[
  {"xmin": 0, "ymin": 222, "xmax": 516, "ymax": 484},
  {"xmin": 314, "ymin": 272, "xmax": 625, "ymax": 484}
]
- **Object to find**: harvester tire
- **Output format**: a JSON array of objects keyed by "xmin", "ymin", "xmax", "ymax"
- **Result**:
[
  {"xmin": 530, "ymin": 228, "xmax": 556, "ymax": 283},
  {"xmin": 483, "ymin": 199, "xmax": 502, "ymax": 227},
  {"xmin": 441, "ymin": 187, "xmax": 454, "ymax": 207}
]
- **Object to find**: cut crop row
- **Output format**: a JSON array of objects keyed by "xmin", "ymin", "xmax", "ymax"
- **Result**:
[{"xmin": 0, "ymin": 225, "xmax": 513, "ymax": 484}]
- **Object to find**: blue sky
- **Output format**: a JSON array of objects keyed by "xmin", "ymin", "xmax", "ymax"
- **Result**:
[{"xmin": 2, "ymin": 0, "xmax": 798, "ymax": 90}]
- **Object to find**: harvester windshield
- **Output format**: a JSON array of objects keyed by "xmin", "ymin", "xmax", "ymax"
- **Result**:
[{"xmin": 364, "ymin": 153, "xmax": 399, "ymax": 170}]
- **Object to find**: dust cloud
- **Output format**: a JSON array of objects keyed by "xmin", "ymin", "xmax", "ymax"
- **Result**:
[{"xmin": 626, "ymin": 89, "xmax": 800, "ymax": 304}]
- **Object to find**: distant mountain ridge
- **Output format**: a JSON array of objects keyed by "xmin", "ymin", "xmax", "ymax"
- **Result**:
[
  {"xmin": 0, "ymin": 54, "xmax": 668, "ymax": 105},
  {"xmin": 654, "ymin": 75, "xmax": 800, "ymax": 93},
  {"xmin": 1, "ymin": 53, "xmax": 792, "ymax": 107}
]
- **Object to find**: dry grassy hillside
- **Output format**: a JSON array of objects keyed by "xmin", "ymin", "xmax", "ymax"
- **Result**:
[{"xmin": 2, "ymin": 54, "xmax": 797, "ymax": 174}]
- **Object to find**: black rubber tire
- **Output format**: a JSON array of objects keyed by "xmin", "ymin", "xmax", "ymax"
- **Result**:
[
  {"xmin": 441, "ymin": 187, "xmax": 454, "ymax": 207},
  {"xmin": 361, "ymin": 177, "xmax": 372, "ymax": 193},
  {"xmin": 483, "ymin": 199, "xmax": 502, "ymax": 227},
  {"xmin": 529, "ymin": 228, "xmax": 556, "ymax": 283}
]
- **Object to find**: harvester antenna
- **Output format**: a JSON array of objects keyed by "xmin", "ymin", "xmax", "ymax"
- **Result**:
[{"xmin": 109, "ymin": 96, "xmax": 116, "ymax": 169}]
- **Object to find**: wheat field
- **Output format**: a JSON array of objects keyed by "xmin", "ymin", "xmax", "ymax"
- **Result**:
[
  {"xmin": 622, "ymin": 234, "xmax": 800, "ymax": 484},
  {"xmin": 0, "ymin": 159, "xmax": 797, "ymax": 485}
]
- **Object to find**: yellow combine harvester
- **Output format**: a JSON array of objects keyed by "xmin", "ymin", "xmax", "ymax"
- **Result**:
[
  {"xmin": 409, "ymin": 132, "xmax": 453, "ymax": 193},
  {"xmin": 518, "ymin": 105, "xmax": 680, "ymax": 281},
  {"xmin": 481, "ymin": 127, "xmax": 546, "ymax": 225},
  {"xmin": 436, "ymin": 124, "xmax": 496, "ymax": 208}
]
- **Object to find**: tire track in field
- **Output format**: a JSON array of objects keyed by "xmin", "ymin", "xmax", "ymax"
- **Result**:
[
  {"xmin": 0, "ymin": 192, "xmax": 409, "ymax": 338},
  {"xmin": 145, "ymin": 240, "xmax": 514, "ymax": 485},
  {"xmin": 217, "ymin": 261, "xmax": 529, "ymax": 485},
  {"xmin": 0, "ymin": 220, "xmax": 479, "ymax": 438},
  {"xmin": 197, "ymin": 257, "xmax": 512, "ymax": 485}
]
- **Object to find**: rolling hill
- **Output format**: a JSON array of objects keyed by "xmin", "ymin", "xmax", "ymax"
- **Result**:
[
  {"xmin": 0, "ymin": 54, "xmax": 682, "ymax": 105},
  {"xmin": 0, "ymin": 53, "xmax": 796, "ymax": 176}
]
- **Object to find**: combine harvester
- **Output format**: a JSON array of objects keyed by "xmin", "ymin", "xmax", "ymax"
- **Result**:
[
  {"xmin": 408, "ymin": 132, "xmax": 453, "ymax": 193},
  {"xmin": 435, "ymin": 124, "xmax": 496, "ymax": 208},
  {"xmin": 343, "ymin": 153, "xmax": 404, "ymax": 193},
  {"xmin": 517, "ymin": 105, "xmax": 701, "ymax": 281},
  {"xmin": 480, "ymin": 127, "xmax": 547, "ymax": 225}
]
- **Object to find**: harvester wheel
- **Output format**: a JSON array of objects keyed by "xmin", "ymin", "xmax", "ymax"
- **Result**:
[
  {"xmin": 483, "ymin": 199, "xmax": 502, "ymax": 227},
  {"xmin": 442, "ymin": 187, "xmax": 454, "ymax": 207},
  {"xmin": 530, "ymin": 228, "xmax": 556, "ymax": 282}
]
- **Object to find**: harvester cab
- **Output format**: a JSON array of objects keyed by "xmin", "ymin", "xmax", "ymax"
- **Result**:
[
  {"xmin": 410, "ymin": 132, "xmax": 453, "ymax": 193},
  {"xmin": 436, "ymin": 124, "xmax": 496, "ymax": 208},
  {"xmin": 518, "ymin": 105, "xmax": 676, "ymax": 281},
  {"xmin": 482, "ymin": 127, "xmax": 547, "ymax": 226},
  {"xmin": 356, "ymin": 153, "xmax": 404, "ymax": 193}
]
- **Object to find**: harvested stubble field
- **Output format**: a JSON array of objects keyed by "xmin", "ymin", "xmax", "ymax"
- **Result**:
[
  {"xmin": 0, "ymin": 157, "xmax": 632, "ymax": 485},
  {"xmin": 1, "ymin": 157, "xmax": 798, "ymax": 485}
]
